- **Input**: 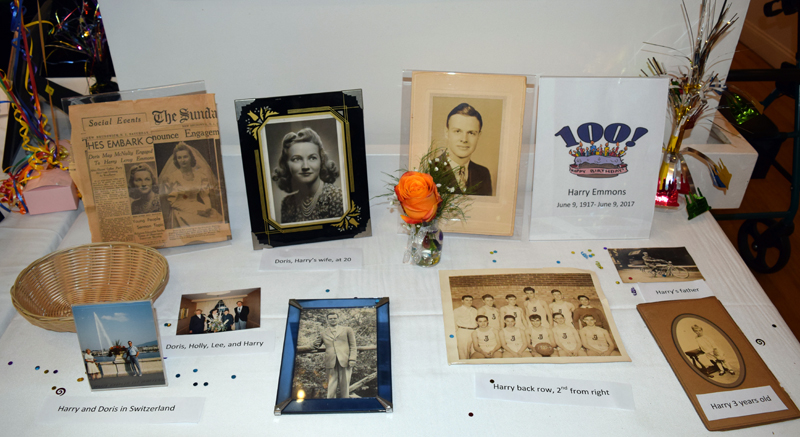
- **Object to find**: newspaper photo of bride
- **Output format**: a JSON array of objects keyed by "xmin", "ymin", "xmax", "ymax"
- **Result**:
[{"xmin": 154, "ymin": 139, "xmax": 225, "ymax": 229}]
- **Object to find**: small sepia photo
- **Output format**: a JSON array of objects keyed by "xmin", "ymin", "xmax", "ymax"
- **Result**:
[
  {"xmin": 176, "ymin": 288, "xmax": 261, "ymax": 335},
  {"xmin": 72, "ymin": 301, "xmax": 167, "ymax": 390},
  {"xmin": 275, "ymin": 298, "xmax": 392, "ymax": 415},
  {"xmin": 608, "ymin": 247, "xmax": 705, "ymax": 283},
  {"xmin": 430, "ymin": 96, "xmax": 504, "ymax": 197},
  {"xmin": 439, "ymin": 268, "xmax": 630, "ymax": 364},
  {"xmin": 291, "ymin": 307, "xmax": 377, "ymax": 400},
  {"xmin": 259, "ymin": 114, "xmax": 349, "ymax": 226},
  {"xmin": 124, "ymin": 161, "xmax": 161, "ymax": 215},
  {"xmin": 672, "ymin": 314, "xmax": 744, "ymax": 388},
  {"xmin": 153, "ymin": 138, "xmax": 226, "ymax": 229}
]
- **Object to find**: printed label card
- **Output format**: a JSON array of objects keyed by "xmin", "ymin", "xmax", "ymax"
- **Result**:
[{"xmin": 530, "ymin": 77, "xmax": 668, "ymax": 240}]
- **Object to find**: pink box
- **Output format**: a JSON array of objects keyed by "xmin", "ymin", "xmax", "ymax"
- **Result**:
[{"xmin": 23, "ymin": 168, "xmax": 79, "ymax": 215}]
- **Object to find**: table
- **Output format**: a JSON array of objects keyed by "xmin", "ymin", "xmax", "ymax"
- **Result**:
[{"xmin": 0, "ymin": 153, "xmax": 797, "ymax": 436}]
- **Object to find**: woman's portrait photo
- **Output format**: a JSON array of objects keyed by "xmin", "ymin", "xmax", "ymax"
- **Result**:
[
  {"xmin": 154, "ymin": 139, "xmax": 224, "ymax": 229},
  {"xmin": 124, "ymin": 162, "xmax": 161, "ymax": 215},
  {"xmin": 260, "ymin": 114, "xmax": 349, "ymax": 225},
  {"xmin": 673, "ymin": 314, "xmax": 744, "ymax": 388}
]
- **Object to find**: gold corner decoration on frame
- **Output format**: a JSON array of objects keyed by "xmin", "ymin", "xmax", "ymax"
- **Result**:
[{"xmin": 331, "ymin": 200, "xmax": 362, "ymax": 231}]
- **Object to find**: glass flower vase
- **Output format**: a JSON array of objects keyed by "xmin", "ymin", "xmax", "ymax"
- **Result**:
[{"xmin": 404, "ymin": 220, "xmax": 443, "ymax": 267}]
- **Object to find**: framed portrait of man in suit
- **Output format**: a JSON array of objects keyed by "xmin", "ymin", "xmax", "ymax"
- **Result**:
[
  {"xmin": 275, "ymin": 298, "xmax": 392, "ymax": 415},
  {"xmin": 408, "ymin": 71, "xmax": 529, "ymax": 236}
]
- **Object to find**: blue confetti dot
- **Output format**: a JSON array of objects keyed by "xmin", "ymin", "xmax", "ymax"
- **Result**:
[
  {"xmin": 325, "ymin": 289, "xmax": 330, "ymax": 293},
  {"xmin": 7, "ymin": 362, "xmax": 11, "ymax": 366},
  {"xmin": 35, "ymin": 366, "xmax": 40, "ymax": 370},
  {"xmin": 203, "ymin": 382, "xmax": 208, "ymax": 386},
  {"xmin": 176, "ymin": 374, "xmax": 181, "ymax": 378},
  {"xmin": 492, "ymin": 260, "xmax": 497, "ymax": 263},
  {"xmin": 231, "ymin": 375, "xmax": 236, "ymax": 379},
  {"xmin": 449, "ymin": 335, "xmax": 454, "ymax": 338},
  {"xmin": 53, "ymin": 370, "xmax": 58, "ymax": 374},
  {"xmin": 603, "ymin": 247, "xmax": 607, "ymax": 250},
  {"xmin": 193, "ymin": 369, "xmax": 198, "ymax": 373},
  {"xmin": 193, "ymin": 382, "xmax": 198, "ymax": 387}
]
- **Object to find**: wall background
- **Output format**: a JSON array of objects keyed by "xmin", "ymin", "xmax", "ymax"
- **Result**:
[
  {"xmin": 739, "ymin": 0, "xmax": 796, "ymax": 68},
  {"xmin": 100, "ymin": 1, "xmax": 749, "ymax": 155}
]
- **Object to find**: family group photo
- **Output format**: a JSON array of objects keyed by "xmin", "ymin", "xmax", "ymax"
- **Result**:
[{"xmin": 176, "ymin": 288, "xmax": 261, "ymax": 335}]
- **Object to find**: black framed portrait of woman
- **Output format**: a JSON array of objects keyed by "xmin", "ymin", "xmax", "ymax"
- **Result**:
[{"xmin": 235, "ymin": 90, "xmax": 371, "ymax": 248}]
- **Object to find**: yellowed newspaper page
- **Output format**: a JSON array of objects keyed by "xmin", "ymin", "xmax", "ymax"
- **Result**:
[{"xmin": 69, "ymin": 93, "xmax": 230, "ymax": 248}]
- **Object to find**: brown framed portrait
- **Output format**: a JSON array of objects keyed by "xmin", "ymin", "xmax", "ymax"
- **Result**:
[{"xmin": 409, "ymin": 71, "xmax": 527, "ymax": 236}]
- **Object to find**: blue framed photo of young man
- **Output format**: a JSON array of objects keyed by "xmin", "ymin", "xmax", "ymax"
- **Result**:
[
  {"xmin": 235, "ymin": 90, "xmax": 371, "ymax": 248},
  {"xmin": 275, "ymin": 298, "xmax": 392, "ymax": 415}
]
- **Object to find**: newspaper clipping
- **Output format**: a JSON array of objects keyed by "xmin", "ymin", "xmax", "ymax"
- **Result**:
[{"xmin": 68, "ymin": 94, "xmax": 230, "ymax": 248}]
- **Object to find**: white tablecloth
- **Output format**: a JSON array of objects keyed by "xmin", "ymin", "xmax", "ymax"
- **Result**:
[
  {"xmin": 0, "ymin": 206, "xmax": 81, "ymax": 333},
  {"xmin": 0, "ymin": 154, "xmax": 797, "ymax": 436}
]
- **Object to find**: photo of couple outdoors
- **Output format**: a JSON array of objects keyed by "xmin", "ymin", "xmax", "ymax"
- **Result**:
[
  {"xmin": 176, "ymin": 288, "xmax": 261, "ymax": 335},
  {"xmin": 291, "ymin": 307, "xmax": 378, "ymax": 400},
  {"xmin": 72, "ymin": 301, "xmax": 166, "ymax": 390},
  {"xmin": 441, "ymin": 269, "xmax": 630, "ymax": 364}
]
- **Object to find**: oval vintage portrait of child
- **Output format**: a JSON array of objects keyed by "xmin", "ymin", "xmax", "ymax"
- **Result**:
[{"xmin": 671, "ymin": 314, "xmax": 745, "ymax": 388}]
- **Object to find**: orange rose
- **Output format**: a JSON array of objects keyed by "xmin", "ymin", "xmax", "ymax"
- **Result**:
[{"xmin": 394, "ymin": 171, "xmax": 442, "ymax": 224}]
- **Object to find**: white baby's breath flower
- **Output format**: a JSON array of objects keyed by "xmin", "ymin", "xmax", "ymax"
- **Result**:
[
  {"xmin": 436, "ymin": 183, "xmax": 441, "ymax": 187},
  {"xmin": 449, "ymin": 187, "xmax": 455, "ymax": 193},
  {"xmin": 434, "ymin": 167, "xmax": 439, "ymax": 171}
]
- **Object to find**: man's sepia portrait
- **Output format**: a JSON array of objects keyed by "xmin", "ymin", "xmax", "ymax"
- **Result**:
[
  {"xmin": 673, "ymin": 315, "xmax": 744, "ymax": 387},
  {"xmin": 291, "ymin": 307, "xmax": 377, "ymax": 400},
  {"xmin": 430, "ymin": 96, "xmax": 504, "ymax": 197},
  {"xmin": 153, "ymin": 139, "xmax": 225, "ymax": 229},
  {"xmin": 260, "ymin": 114, "xmax": 349, "ymax": 226},
  {"xmin": 124, "ymin": 161, "xmax": 161, "ymax": 215}
]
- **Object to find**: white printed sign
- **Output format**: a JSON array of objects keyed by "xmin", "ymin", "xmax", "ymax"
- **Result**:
[
  {"xmin": 259, "ymin": 247, "xmax": 363, "ymax": 271},
  {"xmin": 160, "ymin": 329, "xmax": 274, "ymax": 358},
  {"xmin": 638, "ymin": 279, "xmax": 714, "ymax": 302},
  {"xmin": 39, "ymin": 397, "xmax": 205, "ymax": 424},
  {"xmin": 697, "ymin": 386, "xmax": 788, "ymax": 421},
  {"xmin": 475, "ymin": 373, "xmax": 635, "ymax": 410},
  {"xmin": 530, "ymin": 76, "xmax": 669, "ymax": 240}
]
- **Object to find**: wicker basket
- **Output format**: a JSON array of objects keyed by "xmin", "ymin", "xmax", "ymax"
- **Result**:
[{"xmin": 10, "ymin": 242, "xmax": 169, "ymax": 332}]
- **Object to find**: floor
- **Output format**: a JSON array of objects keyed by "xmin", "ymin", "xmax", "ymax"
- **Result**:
[{"xmin": 714, "ymin": 43, "xmax": 800, "ymax": 342}]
